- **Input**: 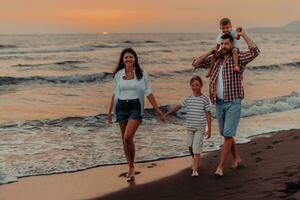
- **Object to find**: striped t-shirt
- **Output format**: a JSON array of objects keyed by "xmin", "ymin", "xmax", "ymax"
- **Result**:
[{"xmin": 180, "ymin": 95, "xmax": 211, "ymax": 130}]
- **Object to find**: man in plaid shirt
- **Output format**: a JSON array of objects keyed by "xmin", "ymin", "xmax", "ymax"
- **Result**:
[{"xmin": 192, "ymin": 28, "xmax": 260, "ymax": 176}]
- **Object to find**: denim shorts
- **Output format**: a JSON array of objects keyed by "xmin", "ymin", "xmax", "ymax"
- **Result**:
[
  {"xmin": 116, "ymin": 98, "xmax": 143, "ymax": 123},
  {"xmin": 216, "ymin": 97, "xmax": 241, "ymax": 137}
]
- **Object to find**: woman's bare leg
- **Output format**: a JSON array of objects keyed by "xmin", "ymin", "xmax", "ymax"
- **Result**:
[
  {"xmin": 119, "ymin": 121, "xmax": 128, "ymax": 162},
  {"xmin": 124, "ymin": 119, "xmax": 140, "ymax": 176}
]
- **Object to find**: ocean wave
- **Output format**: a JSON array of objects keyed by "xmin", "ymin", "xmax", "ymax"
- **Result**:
[
  {"xmin": 0, "ymin": 44, "xmax": 18, "ymax": 49},
  {"xmin": 0, "ymin": 46, "xmax": 95, "ymax": 55},
  {"xmin": 166, "ymin": 61, "xmax": 300, "ymax": 75},
  {"xmin": 0, "ymin": 71, "xmax": 174, "ymax": 86},
  {"xmin": 170, "ymin": 91, "xmax": 300, "ymax": 119},
  {"xmin": 88, "ymin": 40, "xmax": 160, "ymax": 49},
  {"xmin": 89, "ymin": 44, "xmax": 120, "ymax": 48},
  {"xmin": 2, "ymin": 92, "xmax": 297, "ymax": 129},
  {"xmin": 13, "ymin": 60, "xmax": 83, "ymax": 67},
  {"xmin": 240, "ymin": 91, "xmax": 300, "ymax": 117},
  {"xmin": 0, "ymin": 40, "xmax": 161, "ymax": 55},
  {"xmin": 2, "ymin": 60, "xmax": 300, "ymax": 87},
  {"xmin": 248, "ymin": 61, "xmax": 300, "ymax": 71},
  {"xmin": 0, "ymin": 72, "xmax": 112, "ymax": 86},
  {"xmin": 123, "ymin": 40, "xmax": 159, "ymax": 44},
  {"xmin": 12, "ymin": 60, "xmax": 85, "ymax": 71}
]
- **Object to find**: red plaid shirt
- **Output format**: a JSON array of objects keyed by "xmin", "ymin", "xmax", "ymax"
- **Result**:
[{"xmin": 193, "ymin": 47, "xmax": 260, "ymax": 104}]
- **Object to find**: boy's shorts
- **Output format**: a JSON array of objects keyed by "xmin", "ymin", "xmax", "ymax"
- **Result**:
[{"xmin": 187, "ymin": 128, "xmax": 205, "ymax": 154}]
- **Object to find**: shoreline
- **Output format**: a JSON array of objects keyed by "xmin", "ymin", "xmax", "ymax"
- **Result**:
[
  {"xmin": 1, "ymin": 128, "xmax": 298, "ymax": 186},
  {"xmin": 0, "ymin": 129, "xmax": 299, "ymax": 200}
]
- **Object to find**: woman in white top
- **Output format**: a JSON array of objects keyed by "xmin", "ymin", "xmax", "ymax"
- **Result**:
[{"xmin": 108, "ymin": 48, "xmax": 164, "ymax": 181}]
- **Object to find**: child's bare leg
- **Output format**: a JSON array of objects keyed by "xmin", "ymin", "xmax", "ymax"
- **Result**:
[
  {"xmin": 189, "ymin": 147, "xmax": 195, "ymax": 171},
  {"xmin": 206, "ymin": 53, "xmax": 216, "ymax": 78},
  {"xmin": 188, "ymin": 147, "xmax": 194, "ymax": 158},
  {"xmin": 191, "ymin": 154, "xmax": 200, "ymax": 177},
  {"xmin": 232, "ymin": 48, "xmax": 240, "ymax": 72},
  {"xmin": 193, "ymin": 154, "xmax": 200, "ymax": 171}
]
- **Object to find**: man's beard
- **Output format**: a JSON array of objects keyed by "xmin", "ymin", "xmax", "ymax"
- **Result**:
[{"xmin": 221, "ymin": 48, "xmax": 232, "ymax": 55}]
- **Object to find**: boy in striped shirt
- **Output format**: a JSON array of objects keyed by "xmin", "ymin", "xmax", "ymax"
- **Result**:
[{"xmin": 164, "ymin": 76, "xmax": 212, "ymax": 177}]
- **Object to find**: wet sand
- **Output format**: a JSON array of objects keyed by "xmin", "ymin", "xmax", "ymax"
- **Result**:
[{"xmin": 92, "ymin": 129, "xmax": 300, "ymax": 200}]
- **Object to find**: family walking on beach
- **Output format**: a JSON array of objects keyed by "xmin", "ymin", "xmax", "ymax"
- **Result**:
[{"xmin": 108, "ymin": 18, "xmax": 260, "ymax": 182}]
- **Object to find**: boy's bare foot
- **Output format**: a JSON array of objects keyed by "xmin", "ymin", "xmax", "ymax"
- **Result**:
[
  {"xmin": 234, "ymin": 66, "xmax": 240, "ymax": 72},
  {"xmin": 191, "ymin": 170, "xmax": 199, "ymax": 177}
]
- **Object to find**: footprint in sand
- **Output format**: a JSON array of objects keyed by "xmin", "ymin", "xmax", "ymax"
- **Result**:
[
  {"xmin": 287, "ymin": 172, "xmax": 298, "ymax": 177},
  {"xmin": 280, "ymin": 181, "xmax": 300, "ymax": 197},
  {"xmin": 250, "ymin": 151, "xmax": 262, "ymax": 156},
  {"xmin": 245, "ymin": 177, "xmax": 263, "ymax": 183},
  {"xmin": 119, "ymin": 171, "xmax": 141, "ymax": 178},
  {"xmin": 146, "ymin": 163, "xmax": 158, "ymax": 168},
  {"xmin": 272, "ymin": 140, "xmax": 284, "ymax": 144},
  {"xmin": 293, "ymin": 135, "xmax": 299, "ymax": 139}
]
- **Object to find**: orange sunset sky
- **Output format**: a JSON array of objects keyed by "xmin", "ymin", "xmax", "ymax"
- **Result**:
[{"xmin": 1, "ymin": 0, "xmax": 300, "ymax": 34}]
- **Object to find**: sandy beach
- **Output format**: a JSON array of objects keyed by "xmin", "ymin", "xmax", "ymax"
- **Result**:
[{"xmin": 0, "ymin": 129, "xmax": 299, "ymax": 200}]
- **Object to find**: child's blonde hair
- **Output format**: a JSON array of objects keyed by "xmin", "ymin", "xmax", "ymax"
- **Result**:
[{"xmin": 190, "ymin": 76, "xmax": 203, "ymax": 86}]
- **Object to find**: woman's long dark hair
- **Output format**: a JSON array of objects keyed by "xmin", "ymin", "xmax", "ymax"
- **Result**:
[{"xmin": 113, "ymin": 48, "xmax": 143, "ymax": 80}]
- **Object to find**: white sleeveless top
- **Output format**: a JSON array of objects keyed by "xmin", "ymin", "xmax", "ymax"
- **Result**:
[{"xmin": 118, "ymin": 78, "xmax": 139, "ymax": 100}]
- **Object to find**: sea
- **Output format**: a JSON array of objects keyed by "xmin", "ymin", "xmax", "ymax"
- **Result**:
[{"xmin": 0, "ymin": 32, "xmax": 299, "ymax": 184}]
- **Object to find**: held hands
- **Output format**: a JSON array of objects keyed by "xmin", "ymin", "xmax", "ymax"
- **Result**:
[
  {"xmin": 158, "ymin": 110, "xmax": 166, "ymax": 122},
  {"xmin": 107, "ymin": 113, "xmax": 112, "ymax": 124}
]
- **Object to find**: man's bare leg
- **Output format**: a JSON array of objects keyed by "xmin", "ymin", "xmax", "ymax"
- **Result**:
[
  {"xmin": 215, "ymin": 137, "xmax": 233, "ymax": 176},
  {"xmin": 231, "ymin": 138, "xmax": 242, "ymax": 169}
]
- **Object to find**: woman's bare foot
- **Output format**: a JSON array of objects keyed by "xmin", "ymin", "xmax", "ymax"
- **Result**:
[
  {"xmin": 126, "ymin": 168, "xmax": 135, "ymax": 181},
  {"xmin": 214, "ymin": 168, "xmax": 224, "ymax": 176},
  {"xmin": 231, "ymin": 158, "xmax": 242, "ymax": 169}
]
